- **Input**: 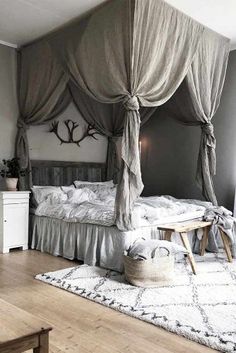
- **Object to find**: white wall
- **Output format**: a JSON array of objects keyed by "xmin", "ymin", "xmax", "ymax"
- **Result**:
[{"xmin": 28, "ymin": 102, "xmax": 108, "ymax": 163}]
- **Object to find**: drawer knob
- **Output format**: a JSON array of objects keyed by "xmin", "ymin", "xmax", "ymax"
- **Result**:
[{"xmin": 4, "ymin": 220, "xmax": 7, "ymax": 223}]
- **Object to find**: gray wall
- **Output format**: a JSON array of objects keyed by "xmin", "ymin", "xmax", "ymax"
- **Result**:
[
  {"xmin": 141, "ymin": 49, "xmax": 236, "ymax": 211},
  {"xmin": 0, "ymin": 44, "xmax": 18, "ymax": 189}
]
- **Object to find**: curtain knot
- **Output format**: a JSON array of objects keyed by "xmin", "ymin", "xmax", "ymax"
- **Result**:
[
  {"xmin": 199, "ymin": 121, "xmax": 216, "ymax": 179},
  {"xmin": 201, "ymin": 122, "xmax": 214, "ymax": 136},
  {"xmin": 17, "ymin": 117, "xmax": 29, "ymax": 130},
  {"xmin": 124, "ymin": 96, "xmax": 139, "ymax": 111},
  {"xmin": 108, "ymin": 136, "xmax": 119, "ymax": 142}
]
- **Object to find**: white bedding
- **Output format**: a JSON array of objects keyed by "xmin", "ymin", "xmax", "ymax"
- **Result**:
[
  {"xmin": 31, "ymin": 184, "xmax": 232, "ymax": 271},
  {"xmin": 35, "ymin": 190, "xmax": 210, "ymax": 228}
]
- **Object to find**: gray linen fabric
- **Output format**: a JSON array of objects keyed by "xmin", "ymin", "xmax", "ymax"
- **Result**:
[
  {"xmin": 61, "ymin": 0, "xmax": 203, "ymax": 230},
  {"xmin": 190, "ymin": 30, "xmax": 230, "ymax": 205},
  {"xmin": 204, "ymin": 207, "xmax": 236, "ymax": 257},
  {"xmin": 69, "ymin": 81, "xmax": 156, "ymax": 183},
  {"xmin": 15, "ymin": 41, "xmax": 70, "ymax": 189},
  {"xmin": 106, "ymin": 136, "xmax": 120, "ymax": 182},
  {"xmin": 31, "ymin": 214, "xmax": 199, "ymax": 271},
  {"xmin": 16, "ymin": 0, "xmax": 230, "ymax": 231},
  {"xmin": 31, "ymin": 214, "xmax": 161, "ymax": 272},
  {"xmin": 162, "ymin": 29, "xmax": 230, "ymax": 205}
]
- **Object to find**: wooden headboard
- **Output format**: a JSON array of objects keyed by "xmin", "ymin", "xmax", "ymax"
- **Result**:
[{"xmin": 31, "ymin": 160, "xmax": 106, "ymax": 186}]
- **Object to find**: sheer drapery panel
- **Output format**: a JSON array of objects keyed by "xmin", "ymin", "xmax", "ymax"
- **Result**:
[
  {"xmin": 16, "ymin": 41, "xmax": 70, "ymax": 189},
  {"xmin": 60, "ymin": 0, "xmax": 203, "ymax": 230},
  {"xmin": 162, "ymin": 28, "xmax": 230, "ymax": 205}
]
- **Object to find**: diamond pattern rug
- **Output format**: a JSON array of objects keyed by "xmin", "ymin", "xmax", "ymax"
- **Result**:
[{"xmin": 36, "ymin": 253, "xmax": 236, "ymax": 352}]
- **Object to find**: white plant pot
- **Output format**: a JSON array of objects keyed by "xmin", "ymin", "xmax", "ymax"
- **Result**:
[{"xmin": 5, "ymin": 178, "xmax": 18, "ymax": 191}]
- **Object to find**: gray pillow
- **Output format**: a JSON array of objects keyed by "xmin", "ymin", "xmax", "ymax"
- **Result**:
[{"xmin": 126, "ymin": 239, "xmax": 188, "ymax": 260}]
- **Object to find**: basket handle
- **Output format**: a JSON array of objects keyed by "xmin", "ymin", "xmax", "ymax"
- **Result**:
[{"xmin": 152, "ymin": 246, "xmax": 170, "ymax": 258}]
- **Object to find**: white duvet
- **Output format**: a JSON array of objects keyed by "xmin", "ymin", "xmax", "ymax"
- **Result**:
[{"xmin": 35, "ymin": 190, "xmax": 210, "ymax": 228}]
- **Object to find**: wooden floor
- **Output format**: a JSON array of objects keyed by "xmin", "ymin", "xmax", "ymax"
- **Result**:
[{"xmin": 0, "ymin": 250, "xmax": 217, "ymax": 353}]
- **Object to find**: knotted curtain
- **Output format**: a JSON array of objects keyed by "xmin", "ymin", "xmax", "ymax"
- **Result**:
[
  {"xmin": 69, "ymin": 81, "xmax": 156, "ymax": 182},
  {"xmin": 16, "ymin": 41, "xmax": 70, "ymax": 188},
  {"xmin": 60, "ymin": 0, "xmax": 204, "ymax": 230},
  {"xmin": 162, "ymin": 28, "xmax": 230, "ymax": 205}
]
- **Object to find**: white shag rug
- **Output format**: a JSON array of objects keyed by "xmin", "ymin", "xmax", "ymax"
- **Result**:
[{"xmin": 36, "ymin": 253, "xmax": 236, "ymax": 352}]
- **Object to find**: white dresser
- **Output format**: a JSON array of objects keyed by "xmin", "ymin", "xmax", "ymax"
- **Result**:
[{"xmin": 0, "ymin": 191, "xmax": 30, "ymax": 254}]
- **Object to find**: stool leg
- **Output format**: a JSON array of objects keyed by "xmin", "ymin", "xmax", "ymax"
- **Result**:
[
  {"xmin": 200, "ymin": 226, "xmax": 209, "ymax": 256},
  {"xmin": 34, "ymin": 332, "xmax": 49, "ymax": 353},
  {"xmin": 219, "ymin": 229, "xmax": 233, "ymax": 262},
  {"xmin": 180, "ymin": 232, "xmax": 197, "ymax": 275},
  {"xmin": 164, "ymin": 230, "xmax": 172, "ymax": 241}
]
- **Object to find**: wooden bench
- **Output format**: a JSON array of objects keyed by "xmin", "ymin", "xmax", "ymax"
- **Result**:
[
  {"xmin": 0, "ymin": 298, "xmax": 52, "ymax": 353},
  {"xmin": 158, "ymin": 220, "xmax": 233, "ymax": 275}
]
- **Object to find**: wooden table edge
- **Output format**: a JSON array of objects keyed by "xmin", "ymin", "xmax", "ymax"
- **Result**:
[
  {"xmin": 158, "ymin": 221, "xmax": 212, "ymax": 232},
  {"xmin": 0, "ymin": 326, "xmax": 52, "ymax": 349}
]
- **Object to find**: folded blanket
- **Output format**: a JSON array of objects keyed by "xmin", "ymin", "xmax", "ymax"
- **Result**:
[{"xmin": 203, "ymin": 206, "xmax": 236, "ymax": 257}]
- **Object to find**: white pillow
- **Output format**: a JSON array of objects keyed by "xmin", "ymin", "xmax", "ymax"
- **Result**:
[
  {"xmin": 67, "ymin": 188, "xmax": 96, "ymax": 204},
  {"xmin": 61, "ymin": 185, "xmax": 75, "ymax": 193},
  {"xmin": 74, "ymin": 180, "xmax": 114, "ymax": 188},
  {"xmin": 33, "ymin": 185, "xmax": 75, "ymax": 193},
  {"xmin": 75, "ymin": 183, "xmax": 116, "ymax": 201},
  {"xmin": 31, "ymin": 186, "xmax": 62, "ymax": 204}
]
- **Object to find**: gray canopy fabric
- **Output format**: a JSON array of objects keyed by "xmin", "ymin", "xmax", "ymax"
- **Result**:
[
  {"xmin": 69, "ymin": 81, "xmax": 156, "ymax": 182},
  {"xmin": 16, "ymin": 41, "xmax": 70, "ymax": 189},
  {"xmin": 188, "ymin": 29, "xmax": 230, "ymax": 205},
  {"xmin": 15, "ymin": 0, "xmax": 230, "ymax": 230},
  {"xmin": 162, "ymin": 28, "xmax": 230, "ymax": 205},
  {"xmin": 58, "ymin": 0, "xmax": 204, "ymax": 230}
]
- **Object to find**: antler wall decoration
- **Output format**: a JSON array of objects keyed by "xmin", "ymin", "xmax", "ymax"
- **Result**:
[{"xmin": 49, "ymin": 119, "xmax": 101, "ymax": 147}]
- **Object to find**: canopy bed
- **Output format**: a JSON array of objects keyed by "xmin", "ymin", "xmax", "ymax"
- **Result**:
[
  {"xmin": 29, "ymin": 159, "xmax": 234, "ymax": 272},
  {"xmin": 15, "ymin": 0, "xmax": 233, "ymax": 269}
]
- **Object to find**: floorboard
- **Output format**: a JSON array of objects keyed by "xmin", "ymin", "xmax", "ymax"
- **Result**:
[{"xmin": 0, "ymin": 250, "xmax": 217, "ymax": 353}]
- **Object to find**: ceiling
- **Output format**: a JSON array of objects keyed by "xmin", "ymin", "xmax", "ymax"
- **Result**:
[{"xmin": 0, "ymin": 0, "xmax": 236, "ymax": 50}]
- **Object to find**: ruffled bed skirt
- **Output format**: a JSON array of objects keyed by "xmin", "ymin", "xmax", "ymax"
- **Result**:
[{"xmin": 31, "ymin": 215, "xmax": 162, "ymax": 272}]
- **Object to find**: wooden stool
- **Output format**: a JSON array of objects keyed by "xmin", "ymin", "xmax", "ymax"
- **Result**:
[
  {"xmin": 158, "ymin": 221, "xmax": 212, "ymax": 275},
  {"xmin": 158, "ymin": 221, "xmax": 233, "ymax": 275},
  {"xmin": 0, "ymin": 298, "xmax": 52, "ymax": 353}
]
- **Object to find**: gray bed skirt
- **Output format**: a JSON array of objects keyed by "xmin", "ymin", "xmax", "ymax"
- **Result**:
[{"xmin": 31, "ymin": 215, "xmax": 162, "ymax": 272}]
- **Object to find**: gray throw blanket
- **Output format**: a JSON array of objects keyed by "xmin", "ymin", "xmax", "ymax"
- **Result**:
[
  {"xmin": 193, "ymin": 206, "xmax": 236, "ymax": 257},
  {"xmin": 205, "ymin": 206, "xmax": 236, "ymax": 257}
]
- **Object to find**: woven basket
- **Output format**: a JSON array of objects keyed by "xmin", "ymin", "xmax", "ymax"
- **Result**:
[{"xmin": 123, "ymin": 247, "xmax": 174, "ymax": 287}]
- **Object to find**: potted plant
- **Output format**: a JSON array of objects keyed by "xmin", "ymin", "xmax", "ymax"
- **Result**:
[{"xmin": 0, "ymin": 158, "xmax": 26, "ymax": 191}]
